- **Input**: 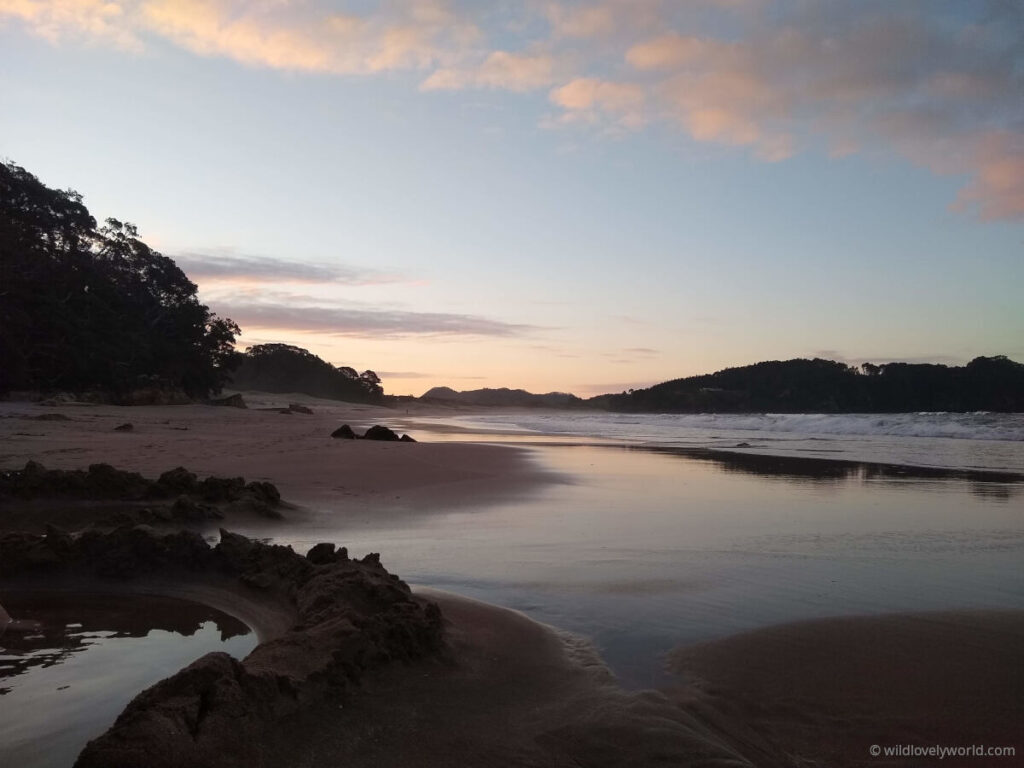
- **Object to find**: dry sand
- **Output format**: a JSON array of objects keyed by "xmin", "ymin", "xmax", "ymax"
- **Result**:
[{"xmin": 0, "ymin": 394, "xmax": 552, "ymax": 512}]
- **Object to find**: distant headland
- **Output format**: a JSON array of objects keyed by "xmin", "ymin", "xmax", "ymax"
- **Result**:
[
  {"xmin": 424, "ymin": 357, "xmax": 1024, "ymax": 414},
  {"xmin": 3, "ymin": 159, "xmax": 1020, "ymax": 414}
]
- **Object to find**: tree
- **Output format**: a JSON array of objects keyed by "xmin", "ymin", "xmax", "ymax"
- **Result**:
[
  {"xmin": 359, "ymin": 370, "xmax": 383, "ymax": 398},
  {"xmin": 229, "ymin": 344, "xmax": 384, "ymax": 403},
  {"xmin": 0, "ymin": 161, "xmax": 239, "ymax": 398}
]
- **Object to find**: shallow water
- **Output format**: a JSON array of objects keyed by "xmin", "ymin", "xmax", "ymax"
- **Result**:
[
  {"xmin": 0, "ymin": 592, "xmax": 256, "ymax": 768},
  {"xmin": 409, "ymin": 411, "xmax": 1024, "ymax": 473},
  {"xmin": 271, "ymin": 432, "xmax": 1024, "ymax": 689}
]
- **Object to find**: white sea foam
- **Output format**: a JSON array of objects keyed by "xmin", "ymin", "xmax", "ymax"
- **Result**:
[{"xmin": 440, "ymin": 411, "xmax": 1024, "ymax": 473}]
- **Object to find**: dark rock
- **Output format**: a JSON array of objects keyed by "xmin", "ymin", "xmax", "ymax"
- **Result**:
[
  {"xmin": 245, "ymin": 481, "xmax": 281, "ymax": 506},
  {"xmin": 0, "ymin": 463, "xmax": 287, "ymax": 530},
  {"xmin": 85, "ymin": 464, "xmax": 149, "ymax": 498},
  {"xmin": 399, "ymin": 433, "xmax": 417, "ymax": 442},
  {"xmin": 152, "ymin": 506, "xmax": 175, "ymax": 523},
  {"xmin": 65, "ymin": 527, "xmax": 215, "ymax": 579},
  {"xmin": 240, "ymin": 572, "xmax": 275, "ymax": 590},
  {"xmin": 113, "ymin": 423, "xmax": 134, "ymax": 432},
  {"xmin": 0, "ymin": 530, "xmax": 64, "ymax": 573},
  {"xmin": 171, "ymin": 495, "xmax": 219, "ymax": 522},
  {"xmin": 363, "ymin": 425, "xmax": 400, "ymax": 441},
  {"xmin": 24, "ymin": 459, "xmax": 47, "ymax": 477},
  {"xmin": 330, "ymin": 424, "xmax": 357, "ymax": 439},
  {"xmin": 361, "ymin": 552, "xmax": 382, "ymax": 567},
  {"xmin": 735, "ymin": 442, "xmax": 752, "ymax": 448},
  {"xmin": 156, "ymin": 467, "xmax": 199, "ymax": 496},
  {"xmin": 74, "ymin": 652, "xmax": 279, "ymax": 768},
  {"xmin": 287, "ymin": 403, "xmax": 313, "ymax": 415},
  {"xmin": 209, "ymin": 393, "xmax": 246, "ymax": 409},
  {"xmin": 33, "ymin": 413, "xmax": 71, "ymax": 421},
  {"xmin": 305, "ymin": 542, "xmax": 337, "ymax": 565},
  {"xmin": 119, "ymin": 387, "xmax": 192, "ymax": 406},
  {"xmin": 3, "ymin": 526, "xmax": 444, "ymax": 768},
  {"xmin": 198, "ymin": 475, "xmax": 246, "ymax": 503},
  {"xmin": 215, "ymin": 530, "xmax": 312, "ymax": 589}
]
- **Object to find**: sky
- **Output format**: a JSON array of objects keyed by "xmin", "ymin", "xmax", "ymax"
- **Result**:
[{"xmin": 1, "ymin": 0, "xmax": 1022, "ymax": 397}]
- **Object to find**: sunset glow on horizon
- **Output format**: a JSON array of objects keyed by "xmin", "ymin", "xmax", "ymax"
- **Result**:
[{"xmin": 3, "ymin": 0, "xmax": 1021, "ymax": 396}]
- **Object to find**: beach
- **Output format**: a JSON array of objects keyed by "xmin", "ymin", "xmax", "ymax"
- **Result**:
[{"xmin": 2, "ymin": 394, "xmax": 1023, "ymax": 766}]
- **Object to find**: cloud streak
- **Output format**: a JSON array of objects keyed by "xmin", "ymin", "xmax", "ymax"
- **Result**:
[
  {"xmin": 213, "ymin": 297, "xmax": 537, "ymax": 339},
  {"xmin": 173, "ymin": 251, "xmax": 403, "ymax": 285},
  {"xmin": 3, "ymin": 0, "xmax": 1021, "ymax": 218},
  {"xmin": 0, "ymin": 0, "xmax": 480, "ymax": 73}
]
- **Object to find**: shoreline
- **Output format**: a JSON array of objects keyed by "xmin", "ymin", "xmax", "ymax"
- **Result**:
[
  {"xmin": 0, "ymin": 397, "xmax": 558, "ymax": 515},
  {"xmin": 2, "ymin": 396, "xmax": 1023, "ymax": 765}
]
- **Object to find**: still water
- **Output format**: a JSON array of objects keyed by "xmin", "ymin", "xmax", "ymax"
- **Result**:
[
  {"xmin": 274, "ymin": 440, "xmax": 1024, "ymax": 688},
  {"xmin": 0, "ymin": 592, "xmax": 256, "ymax": 768}
]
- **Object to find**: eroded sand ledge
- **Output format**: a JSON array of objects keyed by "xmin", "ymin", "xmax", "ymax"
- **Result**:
[
  {"xmin": 0, "ymin": 527, "xmax": 757, "ymax": 768},
  {"xmin": 0, "ymin": 527, "xmax": 444, "ymax": 768}
]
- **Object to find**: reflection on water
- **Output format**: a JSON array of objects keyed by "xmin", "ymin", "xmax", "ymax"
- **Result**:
[
  {"xmin": 0, "ymin": 593, "xmax": 256, "ymax": 768},
  {"xmin": 639, "ymin": 445, "xmax": 1023, "ymax": 501},
  {"xmin": 261, "ymin": 442, "xmax": 1024, "ymax": 689}
]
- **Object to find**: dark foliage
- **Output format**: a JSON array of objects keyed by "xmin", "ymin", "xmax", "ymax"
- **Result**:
[
  {"xmin": 0, "ymin": 162, "xmax": 238, "ymax": 398},
  {"xmin": 229, "ymin": 343, "xmax": 384, "ymax": 403},
  {"xmin": 421, "ymin": 386, "xmax": 585, "ymax": 408},
  {"xmin": 598, "ymin": 356, "xmax": 1024, "ymax": 413}
]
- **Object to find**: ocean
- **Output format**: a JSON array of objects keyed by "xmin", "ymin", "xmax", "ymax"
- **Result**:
[
  {"xmin": 279, "ymin": 410, "xmax": 1024, "ymax": 688},
  {"xmin": 413, "ymin": 410, "xmax": 1024, "ymax": 473}
]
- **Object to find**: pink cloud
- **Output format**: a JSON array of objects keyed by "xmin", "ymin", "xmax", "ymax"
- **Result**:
[
  {"xmin": 549, "ymin": 77, "xmax": 647, "ymax": 128},
  {"xmin": 421, "ymin": 51, "xmax": 556, "ymax": 92},
  {"xmin": 3, "ymin": 0, "xmax": 1020, "ymax": 218}
]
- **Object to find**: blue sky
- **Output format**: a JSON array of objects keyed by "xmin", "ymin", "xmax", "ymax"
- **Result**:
[{"xmin": 2, "ymin": 0, "xmax": 1021, "ymax": 395}]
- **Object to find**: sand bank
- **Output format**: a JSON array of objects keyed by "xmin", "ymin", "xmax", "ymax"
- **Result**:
[
  {"xmin": 220, "ymin": 587, "xmax": 757, "ymax": 768},
  {"xmin": 0, "ymin": 395, "xmax": 552, "ymax": 512},
  {"xmin": 670, "ymin": 611, "xmax": 1024, "ymax": 767}
]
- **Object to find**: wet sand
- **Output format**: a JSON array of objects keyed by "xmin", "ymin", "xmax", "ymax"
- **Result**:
[
  {"xmin": 260, "ymin": 589, "xmax": 754, "ymax": 768},
  {"xmin": 669, "ymin": 610, "xmax": 1024, "ymax": 767}
]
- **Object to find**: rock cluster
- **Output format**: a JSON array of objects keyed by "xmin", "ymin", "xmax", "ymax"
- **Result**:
[
  {"xmin": 0, "ymin": 461, "xmax": 283, "ymax": 523},
  {"xmin": 331, "ymin": 424, "xmax": 416, "ymax": 442},
  {"xmin": 0, "ymin": 527, "xmax": 445, "ymax": 767},
  {"xmin": 208, "ymin": 393, "xmax": 247, "ymax": 408}
]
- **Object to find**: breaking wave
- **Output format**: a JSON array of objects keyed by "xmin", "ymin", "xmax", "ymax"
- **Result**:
[{"xmin": 443, "ymin": 411, "xmax": 1024, "ymax": 473}]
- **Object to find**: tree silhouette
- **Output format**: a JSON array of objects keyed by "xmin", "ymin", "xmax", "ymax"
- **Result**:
[
  {"xmin": 229, "ymin": 344, "xmax": 384, "ymax": 403},
  {"xmin": 598, "ymin": 357, "xmax": 1024, "ymax": 413},
  {"xmin": 0, "ymin": 161, "xmax": 239, "ymax": 398}
]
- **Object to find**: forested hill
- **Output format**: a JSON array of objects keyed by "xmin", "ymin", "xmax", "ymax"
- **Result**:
[
  {"xmin": 421, "ymin": 386, "xmax": 584, "ymax": 408},
  {"xmin": 0, "ymin": 161, "xmax": 238, "ymax": 399},
  {"xmin": 594, "ymin": 357, "xmax": 1024, "ymax": 413},
  {"xmin": 229, "ymin": 344, "xmax": 384, "ymax": 404}
]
